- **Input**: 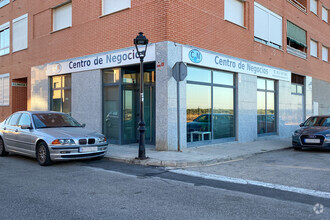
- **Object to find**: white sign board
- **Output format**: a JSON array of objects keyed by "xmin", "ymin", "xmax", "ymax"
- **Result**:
[
  {"xmin": 46, "ymin": 44, "xmax": 155, "ymax": 76},
  {"xmin": 182, "ymin": 46, "xmax": 291, "ymax": 82}
]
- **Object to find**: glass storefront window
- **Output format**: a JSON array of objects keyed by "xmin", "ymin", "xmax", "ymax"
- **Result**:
[
  {"xmin": 257, "ymin": 78, "xmax": 276, "ymax": 135},
  {"xmin": 213, "ymin": 87, "xmax": 234, "ymax": 139},
  {"xmin": 187, "ymin": 66, "xmax": 211, "ymax": 83},
  {"xmin": 104, "ymin": 69, "xmax": 120, "ymax": 84},
  {"xmin": 186, "ymin": 67, "xmax": 235, "ymax": 144},
  {"xmin": 213, "ymin": 71, "xmax": 234, "ymax": 86},
  {"xmin": 51, "ymin": 74, "xmax": 71, "ymax": 114},
  {"xmin": 257, "ymin": 78, "xmax": 266, "ymax": 90},
  {"xmin": 104, "ymin": 86, "xmax": 119, "ymax": 141}
]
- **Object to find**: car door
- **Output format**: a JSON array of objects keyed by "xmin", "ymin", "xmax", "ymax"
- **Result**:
[
  {"xmin": 16, "ymin": 113, "xmax": 34, "ymax": 155},
  {"xmin": 3, "ymin": 113, "xmax": 22, "ymax": 150}
]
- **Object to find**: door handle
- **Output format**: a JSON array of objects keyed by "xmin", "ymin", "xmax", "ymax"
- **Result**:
[{"xmin": 15, "ymin": 129, "xmax": 18, "ymax": 132}]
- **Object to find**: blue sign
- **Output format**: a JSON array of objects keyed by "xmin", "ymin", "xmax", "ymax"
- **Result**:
[{"xmin": 189, "ymin": 49, "xmax": 202, "ymax": 63}]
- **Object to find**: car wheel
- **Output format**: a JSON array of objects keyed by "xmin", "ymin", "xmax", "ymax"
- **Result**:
[
  {"xmin": 36, "ymin": 142, "xmax": 52, "ymax": 166},
  {"xmin": 0, "ymin": 138, "xmax": 9, "ymax": 156},
  {"xmin": 293, "ymin": 146, "xmax": 302, "ymax": 151}
]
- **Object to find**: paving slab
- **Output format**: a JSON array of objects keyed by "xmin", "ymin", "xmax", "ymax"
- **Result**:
[{"xmin": 104, "ymin": 137, "xmax": 292, "ymax": 168}]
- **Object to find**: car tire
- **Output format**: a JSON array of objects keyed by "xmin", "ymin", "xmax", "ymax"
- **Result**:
[
  {"xmin": 0, "ymin": 138, "xmax": 9, "ymax": 156},
  {"xmin": 293, "ymin": 146, "xmax": 302, "ymax": 151},
  {"xmin": 36, "ymin": 142, "xmax": 52, "ymax": 166}
]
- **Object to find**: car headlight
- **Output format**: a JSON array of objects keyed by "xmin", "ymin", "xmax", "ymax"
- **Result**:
[
  {"xmin": 96, "ymin": 137, "xmax": 107, "ymax": 143},
  {"xmin": 52, "ymin": 139, "xmax": 75, "ymax": 145},
  {"xmin": 292, "ymin": 130, "xmax": 300, "ymax": 136}
]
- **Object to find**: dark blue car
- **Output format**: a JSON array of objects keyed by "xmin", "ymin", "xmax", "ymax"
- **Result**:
[{"xmin": 292, "ymin": 115, "xmax": 330, "ymax": 150}]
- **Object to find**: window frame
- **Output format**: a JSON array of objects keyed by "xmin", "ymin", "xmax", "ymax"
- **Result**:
[
  {"xmin": 224, "ymin": 0, "xmax": 245, "ymax": 27},
  {"xmin": 102, "ymin": 0, "xmax": 131, "ymax": 17},
  {"xmin": 322, "ymin": 6, "xmax": 329, "ymax": 23},
  {"xmin": 0, "ymin": 22, "xmax": 10, "ymax": 56},
  {"xmin": 186, "ymin": 65, "xmax": 236, "ymax": 145},
  {"xmin": 322, "ymin": 45, "xmax": 329, "ymax": 62},
  {"xmin": 310, "ymin": 0, "xmax": 318, "ymax": 15},
  {"xmin": 254, "ymin": 2, "xmax": 283, "ymax": 49},
  {"xmin": 0, "ymin": 73, "xmax": 10, "ymax": 106},
  {"xmin": 52, "ymin": 1, "xmax": 72, "ymax": 32},
  {"xmin": 50, "ymin": 74, "xmax": 72, "ymax": 114},
  {"xmin": 310, "ymin": 39, "xmax": 318, "ymax": 58},
  {"xmin": 12, "ymin": 14, "xmax": 28, "ymax": 53}
]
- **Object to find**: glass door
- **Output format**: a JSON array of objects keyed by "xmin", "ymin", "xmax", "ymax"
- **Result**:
[{"xmin": 122, "ymin": 85, "xmax": 137, "ymax": 144}]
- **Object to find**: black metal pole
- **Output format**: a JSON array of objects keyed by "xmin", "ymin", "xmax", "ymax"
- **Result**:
[{"xmin": 138, "ymin": 57, "xmax": 146, "ymax": 159}]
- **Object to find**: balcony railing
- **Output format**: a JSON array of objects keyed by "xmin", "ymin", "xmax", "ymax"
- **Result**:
[
  {"xmin": 287, "ymin": 45, "xmax": 307, "ymax": 59},
  {"xmin": 287, "ymin": 0, "xmax": 307, "ymax": 13}
]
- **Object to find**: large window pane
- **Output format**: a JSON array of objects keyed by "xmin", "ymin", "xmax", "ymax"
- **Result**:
[
  {"xmin": 213, "ymin": 71, "xmax": 234, "ymax": 86},
  {"xmin": 266, "ymin": 80, "xmax": 275, "ymax": 91},
  {"xmin": 187, "ymin": 84, "xmax": 211, "ymax": 142},
  {"xmin": 104, "ymin": 86, "xmax": 119, "ymax": 140},
  {"xmin": 257, "ymin": 91, "xmax": 266, "ymax": 134},
  {"xmin": 213, "ymin": 87, "xmax": 234, "ymax": 139},
  {"xmin": 104, "ymin": 69, "xmax": 120, "ymax": 84},
  {"xmin": 62, "ymin": 90, "xmax": 71, "ymax": 114},
  {"xmin": 257, "ymin": 78, "xmax": 266, "ymax": 90},
  {"xmin": 266, "ymin": 93, "xmax": 275, "ymax": 132},
  {"xmin": 187, "ymin": 66, "xmax": 211, "ymax": 83}
]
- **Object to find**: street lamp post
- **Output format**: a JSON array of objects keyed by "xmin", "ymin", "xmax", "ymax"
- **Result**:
[{"xmin": 134, "ymin": 32, "xmax": 149, "ymax": 160}]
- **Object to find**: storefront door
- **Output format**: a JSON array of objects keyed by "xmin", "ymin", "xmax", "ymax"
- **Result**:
[{"xmin": 121, "ymin": 65, "xmax": 155, "ymax": 145}]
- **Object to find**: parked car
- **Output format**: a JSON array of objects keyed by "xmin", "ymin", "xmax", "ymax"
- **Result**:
[
  {"xmin": 292, "ymin": 115, "xmax": 330, "ymax": 150},
  {"xmin": 187, "ymin": 113, "xmax": 234, "ymax": 141},
  {"xmin": 0, "ymin": 111, "xmax": 108, "ymax": 166}
]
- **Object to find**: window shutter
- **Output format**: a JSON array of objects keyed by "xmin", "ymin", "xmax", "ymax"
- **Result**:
[
  {"xmin": 103, "ymin": 0, "xmax": 131, "ymax": 15},
  {"xmin": 310, "ymin": 0, "xmax": 317, "ymax": 14},
  {"xmin": 322, "ymin": 7, "xmax": 328, "ymax": 22},
  {"xmin": 310, "ymin": 40, "xmax": 317, "ymax": 57},
  {"xmin": 3, "ymin": 76, "xmax": 9, "ymax": 105},
  {"xmin": 53, "ymin": 3, "xmax": 72, "ymax": 31},
  {"xmin": 0, "ymin": 78, "xmax": 3, "ymax": 105},
  {"xmin": 13, "ymin": 14, "xmax": 28, "ymax": 52},
  {"xmin": 225, "ymin": 0, "xmax": 244, "ymax": 26},
  {"xmin": 269, "ymin": 14, "xmax": 282, "ymax": 46},
  {"xmin": 254, "ymin": 5, "xmax": 269, "ymax": 41},
  {"xmin": 322, "ymin": 46, "xmax": 328, "ymax": 62}
]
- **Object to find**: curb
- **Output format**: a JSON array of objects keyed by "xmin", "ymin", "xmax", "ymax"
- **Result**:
[{"xmin": 103, "ymin": 146, "xmax": 292, "ymax": 168}]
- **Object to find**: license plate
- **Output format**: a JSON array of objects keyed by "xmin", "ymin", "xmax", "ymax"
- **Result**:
[
  {"xmin": 80, "ymin": 147, "xmax": 98, "ymax": 153},
  {"xmin": 304, "ymin": 139, "xmax": 320, "ymax": 144}
]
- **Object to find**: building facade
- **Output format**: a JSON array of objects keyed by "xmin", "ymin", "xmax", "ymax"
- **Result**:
[{"xmin": 0, "ymin": 0, "xmax": 329, "ymax": 151}]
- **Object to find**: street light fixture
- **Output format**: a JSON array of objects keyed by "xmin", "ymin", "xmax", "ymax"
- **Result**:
[{"xmin": 134, "ymin": 32, "xmax": 149, "ymax": 160}]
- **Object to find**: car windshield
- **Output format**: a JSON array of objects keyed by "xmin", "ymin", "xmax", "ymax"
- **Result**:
[
  {"xmin": 304, "ymin": 117, "xmax": 330, "ymax": 127},
  {"xmin": 32, "ymin": 113, "xmax": 81, "ymax": 129}
]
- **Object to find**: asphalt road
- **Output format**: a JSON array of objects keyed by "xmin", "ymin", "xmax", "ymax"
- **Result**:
[{"xmin": 0, "ymin": 150, "xmax": 329, "ymax": 220}]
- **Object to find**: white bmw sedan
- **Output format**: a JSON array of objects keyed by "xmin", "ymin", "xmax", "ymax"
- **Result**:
[{"xmin": 0, "ymin": 111, "xmax": 108, "ymax": 166}]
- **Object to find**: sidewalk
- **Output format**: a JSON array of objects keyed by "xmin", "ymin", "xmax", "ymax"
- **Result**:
[{"xmin": 104, "ymin": 137, "xmax": 292, "ymax": 168}]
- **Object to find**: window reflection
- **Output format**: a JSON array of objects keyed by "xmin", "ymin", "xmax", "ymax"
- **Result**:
[
  {"xmin": 186, "ymin": 67, "xmax": 235, "ymax": 143},
  {"xmin": 257, "ymin": 78, "xmax": 276, "ymax": 135},
  {"xmin": 51, "ymin": 75, "xmax": 71, "ymax": 114},
  {"xmin": 187, "ymin": 84, "xmax": 211, "ymax": 142}
]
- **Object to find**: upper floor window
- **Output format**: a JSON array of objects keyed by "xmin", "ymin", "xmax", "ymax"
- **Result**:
[
  {"xmin": 0, "ymin": 22, "xmax": 10, "ymax": 56},
  {"xmin": 310, "ymin": 0, "xmax": 318, "ymax": 14},
  {"xmin": 322, "ymin": 46, "xmax": 328, "ymax": 62},
  {"xmin": 13, "ymin": 14, "xmax": 28, "ymax": 52},
  {"xmin": 0, "ymin": 0, "xmax": 10, "ymax": 8},
  {"xmin": 254, "ymin": 2, "xmax": 282, "ymax": 49},
  {"xmin": 102, "ymin": 0, "xmax": 131, "ymax": 16},
  {"xmin": 224, "ymin": 0, "xmax": 244, "ymax": 27},
  {"xmin": 322, "ymin": 6, "xmax": 328, "ymax": 23},
  {"xmin": 53, "ymin": 2, "xmax": 72, "ymax": 32},
  {"xmin": 287, "ymin": 21, "xmax": 307, "ymax": 59},
  {"xmin": 0, "ymin": 73, "xmax": 10, "ymax": 106},
  {"xmin": 310, "ymin": 39, "xmax": 318, "ymax": 57}
]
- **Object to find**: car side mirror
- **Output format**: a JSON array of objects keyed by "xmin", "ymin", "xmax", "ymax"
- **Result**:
[
  {"xmin": 81, "ymin": 123, "xmax": 86, "ymax": 128},
  {"xmin": 299, "ymin": 123, "xmax": 304, "ymax": 127},
  {"xmin": 21, "ymin": 125, "xmax": 32, "ymax": 130}
]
